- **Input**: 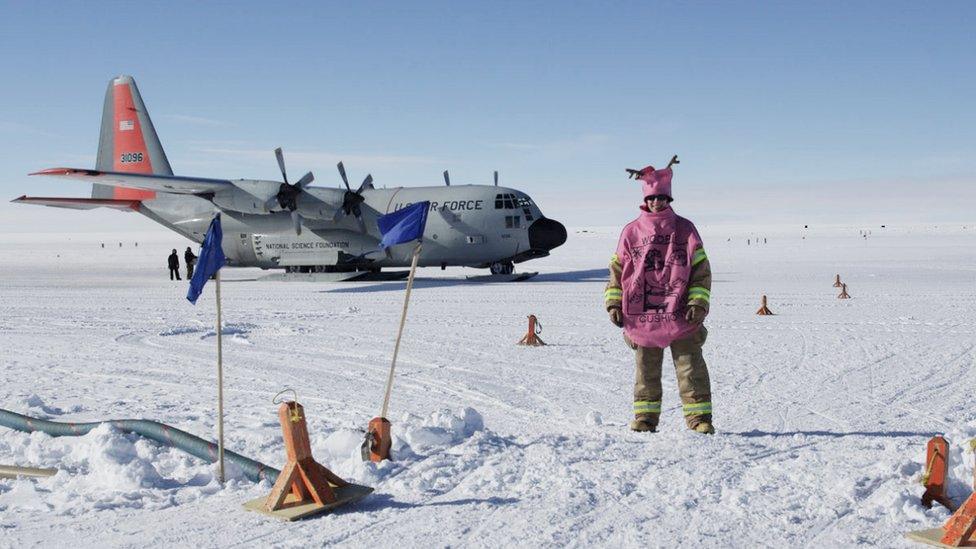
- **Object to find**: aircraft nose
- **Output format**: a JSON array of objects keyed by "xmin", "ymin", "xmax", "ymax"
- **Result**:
[{"xmin": 528, "ymin": 217, "xmax": 567, "ymax": 251}]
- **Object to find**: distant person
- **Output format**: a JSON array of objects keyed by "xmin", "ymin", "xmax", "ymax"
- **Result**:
[
  {"xmin": 168, "ymin": 249, "xmax": 181, "ymax": 280},
  {"xmin": 184, "ymin": 247, "xmax": 197, "ymax": 279},
  {"xmin": 606, "ymin": 156, "xmax": 715, "ymax": 435}
]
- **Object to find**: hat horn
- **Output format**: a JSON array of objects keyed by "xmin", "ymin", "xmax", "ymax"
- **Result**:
[{"xmin": 666, "ymin": 155, "xmax": 679, "ymax": 169}]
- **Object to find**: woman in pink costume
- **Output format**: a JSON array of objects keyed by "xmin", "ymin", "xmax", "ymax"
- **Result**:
[{"xmin": 605, "ymin": 156, "xmax": 714, "ymax": 434}]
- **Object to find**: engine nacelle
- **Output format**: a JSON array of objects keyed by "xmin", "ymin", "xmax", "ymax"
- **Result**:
[{"xmin": 210, "ymin": 179, "xmax": 280, "ymax": 214}]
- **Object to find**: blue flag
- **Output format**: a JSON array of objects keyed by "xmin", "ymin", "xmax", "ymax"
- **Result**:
[
  {"xmin": 186, "ymin": 214, "xmax": 227, "ymax": 304},
  {"xmin": 377, "ymin": 201, "xmax": 430, "ymax": 249}
]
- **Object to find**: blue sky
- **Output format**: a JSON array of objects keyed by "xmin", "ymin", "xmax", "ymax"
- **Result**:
[{"xmin": 1, "ymin": 1, "xmax": 973, "ymax": 231}]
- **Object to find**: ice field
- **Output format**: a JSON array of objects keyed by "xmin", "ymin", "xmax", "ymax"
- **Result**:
[{"xmin": 0, "ymin": 223, "xmax": 974, "ymax": 547}]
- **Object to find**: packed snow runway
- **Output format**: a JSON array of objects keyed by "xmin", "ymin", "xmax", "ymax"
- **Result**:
[{"xmin": 1, "ymin": 224, "xmax": 974, "ymax": 547}]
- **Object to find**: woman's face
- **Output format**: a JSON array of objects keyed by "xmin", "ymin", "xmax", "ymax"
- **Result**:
[{"xmin": 645, "ymin": 195, "xmax": 670, "ymax": 212}]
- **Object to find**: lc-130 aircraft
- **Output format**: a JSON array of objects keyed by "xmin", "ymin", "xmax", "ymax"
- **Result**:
[{"xmin": 14, "ymin": 75, "xmax": 566, "ymax": 277}]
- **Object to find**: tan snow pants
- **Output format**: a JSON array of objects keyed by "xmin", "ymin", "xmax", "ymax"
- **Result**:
[{"xmin": 627, "ymin": 326, "xmax": 712, "ymax": 429}]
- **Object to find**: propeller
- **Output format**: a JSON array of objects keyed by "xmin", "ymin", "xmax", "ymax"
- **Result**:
[
  {"xmin": 265, "ymin": 147, "xmax": 314, "ymax": 235},
  {"xmin": 443, "ymin": 170, "xmax": 451, "ymax": 186},
  {"xmin": 333, "ymin": 161, "xmax": 372, "ymax": 233}
]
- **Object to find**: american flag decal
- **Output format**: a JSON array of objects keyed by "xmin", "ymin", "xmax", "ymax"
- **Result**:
[{"xmin": 119, "ymin": 120, "xmax": 134, "ymax": 131}]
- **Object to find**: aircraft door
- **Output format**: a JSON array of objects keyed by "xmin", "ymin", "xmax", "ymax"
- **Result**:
[{"xmin": 221, "ymin": 231, "xmax": 258, "ymax": 266}]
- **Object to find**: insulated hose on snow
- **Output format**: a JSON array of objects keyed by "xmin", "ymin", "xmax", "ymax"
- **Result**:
[{"xmin": 0, "ymin": 408, "xmax": 279, "ymax": 483}]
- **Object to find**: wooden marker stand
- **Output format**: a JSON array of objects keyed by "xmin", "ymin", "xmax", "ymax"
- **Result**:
[
  {"xmin": 756, "ymin": 295, "xmax": 774, "ymax": 315},
  {"xmin": 244, "ymin": 401, "xmax": 373, "ymax": 521},
  {"xmin": 907, "ymin": 492, "xmax": 976, "ymax": 547},
  {"xmin": 838, "ymin": 283, "xmax": 851, "ymax": 299},
  {"xmin": 833, "ymin": 274, "xmax": 843, "ymax": 288},
  {"xmin": 921, "ymin": 436, "xmax": 956, "ymax": 512},
  {"xmin": 906, "ymin": 436, "xmax": 976, "ymax": 548},
  {"xmin": 363, "ymin": 416, "xmax": 392, "ymax": 462},
  {"xmin": 517, "ymin": 315, "xmax": 546, "ymax": 346}
]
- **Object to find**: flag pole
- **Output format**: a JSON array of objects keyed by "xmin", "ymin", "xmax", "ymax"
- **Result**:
[
  {"xmin": 380, "ymin": 241, "xmax": 422, "ymax": 419},
  {"xmin": 215, "ymin": 269, "xmax": 225, "ymax": 484}
]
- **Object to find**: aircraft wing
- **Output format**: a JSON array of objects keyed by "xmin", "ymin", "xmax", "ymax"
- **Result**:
[
  {"xmin": 30, "ymin": 168, "xmax": 233, "ymax": 195},
  {"xmin": 12, "ymin": 195, "xmax": 141, "ymax": 210}
]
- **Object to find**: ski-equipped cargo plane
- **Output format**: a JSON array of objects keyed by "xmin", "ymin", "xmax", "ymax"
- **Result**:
[{"xmin": 14, "ymin": 75, "xmax": 566, "ymax": 276}]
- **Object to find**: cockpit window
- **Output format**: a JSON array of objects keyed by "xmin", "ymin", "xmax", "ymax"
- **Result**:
[{"xmin": 495, "ymin": 193, "xmax": 523, "ymax": 209}]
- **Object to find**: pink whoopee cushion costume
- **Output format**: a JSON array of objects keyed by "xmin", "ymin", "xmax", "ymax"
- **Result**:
[{"xmin": 615, "ymin": 162, "xmax": 703, "ymax": 348}]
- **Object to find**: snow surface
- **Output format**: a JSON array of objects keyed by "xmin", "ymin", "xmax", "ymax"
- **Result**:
[{"xmin": 1, "ymin": 223, "xmax": 974, "ymax": 547}]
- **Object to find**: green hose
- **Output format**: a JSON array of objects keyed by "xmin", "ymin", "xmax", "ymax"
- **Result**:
[{"xmin": 0, "ymin": 409, "xmax": 279, "ymax": 483}]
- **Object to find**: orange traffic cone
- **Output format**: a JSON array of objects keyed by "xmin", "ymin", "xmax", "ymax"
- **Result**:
[
  {"xmin": 838, "ymin": 283, "xmax": 851, "ymax": 299},
  {"xmin": 756, "ymin": 295, "xmax": 774, "ymax": 315},
  {"xmin": 517, "ymin": 314, "xmax": 546, "ymax": 346},
  {"xmin": 833, "ymin": 274, "xmax": 843, "ymax": 288}
]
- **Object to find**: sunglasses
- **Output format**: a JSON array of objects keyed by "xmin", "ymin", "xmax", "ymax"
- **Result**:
[{"xmin": 645, "ymin": 195, "xmax": 671, "ymax": 202}]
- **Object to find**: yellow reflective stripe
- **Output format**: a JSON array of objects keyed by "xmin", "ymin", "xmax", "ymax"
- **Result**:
[
  {"xmin": 692, "ymin": 248, "xmax": 708, "ymax": 266},
  {"xmin": 687, "ymin": 287, "xmax": 710, "ymax": 303},
  {"xmin": 687, "ymin": 287, "xmax": 710, "ymax": 298},
  {"xmin": 682, "ymin": 402, "xmax": 712, "ymax": 416},
  {"xmin": 605, "ymin": 288, "xmax": 622, "ymax": 300},
  {"xmin": 610, "ymin": 253, "xmax": 621, "ymax": 266},
  {"xmin": 633, "ymin": 401, "xmax": 661, "ymax": 413}
]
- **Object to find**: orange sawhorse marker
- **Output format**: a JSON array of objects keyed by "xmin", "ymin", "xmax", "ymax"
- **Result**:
[
  {"xmin": 244, "ymin": 400, "xmax": 372, "ymax": 520},
  {"xmin": 518, "ymin": 314, "xmax": 546, "ymax": 346}
]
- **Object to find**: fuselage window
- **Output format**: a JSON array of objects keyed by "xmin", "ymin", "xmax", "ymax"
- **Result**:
[
  {"xmin": 495, "ymin": 194, "xmax": 504, "ymax": 209},
  {"xmin": 523, "ymin": 207, "xmax": 534, "ymax": 221}
]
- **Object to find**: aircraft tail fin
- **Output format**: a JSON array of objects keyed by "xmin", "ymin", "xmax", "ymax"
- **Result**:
[{"xmin": 92, "ymin": 75, "xmax": 172, "ymax": 200}]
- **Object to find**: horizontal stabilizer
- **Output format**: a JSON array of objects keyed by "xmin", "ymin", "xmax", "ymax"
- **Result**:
[
  {"xmin": 12, "ymin": 195, "xmax": 141, "ymax": 211},
  {"xmin": 31, "ymin": 168, "xmax": 233, "ymax": 195}
]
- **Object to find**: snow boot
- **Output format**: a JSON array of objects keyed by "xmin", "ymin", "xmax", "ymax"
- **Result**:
[
  {"xmin": 692, "ymin": 422, "xmax": 715, "ymax": 434},
  {"xmin": 630, "ymin": 414, "xmax": 657, "ymax": 432}
]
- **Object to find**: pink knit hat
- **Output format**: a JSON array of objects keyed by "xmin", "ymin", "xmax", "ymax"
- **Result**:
[{"xmin": 627, "ymin": 155, "xmax": 679, "ymax": 201}]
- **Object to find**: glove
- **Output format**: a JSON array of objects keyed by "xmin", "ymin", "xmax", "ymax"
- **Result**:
[
  {"xmin": 609, "ymin": 308, "xmax": 624, "ymax": 327},
  {"xmin": 685, "ymin": 305, "xmax": 706, "ymax": 324}
]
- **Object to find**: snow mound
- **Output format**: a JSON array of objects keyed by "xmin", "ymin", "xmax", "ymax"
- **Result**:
[
  {"xmin": 200, "ymin": 322, "xmax": 257, "ymax": 343},
  {"xmin": 158, "ymin": 322, "xmax": 208, "ymax": 337},
  {"xmin": 304, "ymin": 408, "xmax": 488, "ymax": 492},
  {"xmin": 585, "ymin": 411, "xmax": 603, "ymax": 426},
  {"xmin": 0, "ymin": 425, "xmax": 233, "ymax": 516},
  {"xmin": 400, "ymin": 407, "xmax": 484, "ymax": 453}
]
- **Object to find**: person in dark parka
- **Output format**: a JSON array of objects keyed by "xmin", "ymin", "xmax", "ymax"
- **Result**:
[
  {"xmin": 168, "ymin": 249, "xmax": 181, "ymax": 280},
  {"xmin": 184, "ymin": 247, "xmax": 197, "ymax": 279}
]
